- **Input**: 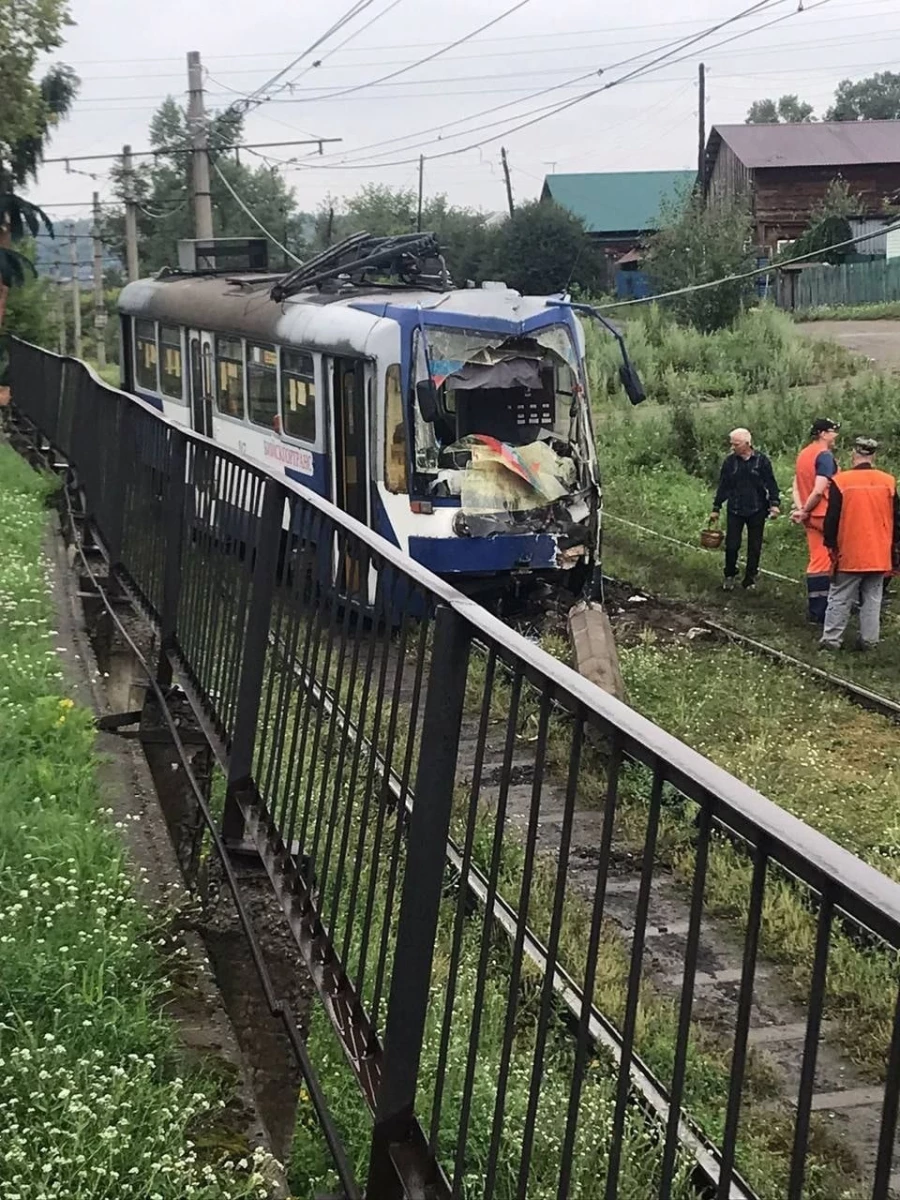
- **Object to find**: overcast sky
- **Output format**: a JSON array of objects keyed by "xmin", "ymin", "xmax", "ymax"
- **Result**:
[{"xmin": 27, "ymin": 0, "xmax": 900, "ymax": 225}]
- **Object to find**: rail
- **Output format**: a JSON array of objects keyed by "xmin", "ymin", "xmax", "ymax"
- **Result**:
[{"xmin": 9, "ymin": 336, "xmax": 900, "ymax": 1200}]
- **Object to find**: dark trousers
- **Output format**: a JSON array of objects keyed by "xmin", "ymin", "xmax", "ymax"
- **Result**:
[{"xmin": 725, "ymin": 509, "xmax": 766, "ymax": 582}]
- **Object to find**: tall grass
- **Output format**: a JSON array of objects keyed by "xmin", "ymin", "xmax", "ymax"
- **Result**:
[
  {"xmin": 585, "ymin": 304, "xmax": 857, "ymax": 405},
  {"xmin": 0, "ymin": 445, "xmax": 273, "ymax": 1200}
]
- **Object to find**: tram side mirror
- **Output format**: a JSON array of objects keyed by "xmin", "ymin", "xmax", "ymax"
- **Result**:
[
  {"xmin": 619, "ymin": 362, "xmax": 646, "ymax": 406},
  {"xmin": 416, "ymin": 379, "xmax": 440, "ymax": 423}
]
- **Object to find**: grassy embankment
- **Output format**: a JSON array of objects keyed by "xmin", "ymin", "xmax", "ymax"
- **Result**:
[
  {"xmin": 0, "ymin": 444, "xmax": 273, "ymax": 1199},
  {"xmin": 566, "ymin": 305, "xmax": 900, "ymax": 1073}
]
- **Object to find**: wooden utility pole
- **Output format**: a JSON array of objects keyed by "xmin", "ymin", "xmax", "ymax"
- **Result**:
[
  {"xmin": 68, "ymin": 224, "xmax": 82, "ymax": 359},
  {"xmin": 187, "ymin": 50, "xmax": 214, "ymax": 241},
  {"xmin": 51, "ymin": 258, "xmax": 66, "ymax": 355},
  {"xmin": 416, "ymin": 155, "xmax": 425, "ymax": 232},
  {"xmin": 698, "ymin": 62, "xmax": 707, "ymax": 200},
  {"xmin": 91, "ymin": 192, "xmax": 107, "ymax": 369},
  {"xmin": 122, "ymin": 145, "xmax": 140, "ymax": 281},
  {"xmin": 500, "ymin": 146, "xmax": 515, "ymax": 218}
]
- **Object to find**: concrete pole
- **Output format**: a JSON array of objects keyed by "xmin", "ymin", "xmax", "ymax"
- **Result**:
[
  {"xmin": 187, "ymin": 50, "xmax": 214, "ymax": 241},
  {"xmin": 51, "ymin": 258, "xmax": 66, "ymax": 355},
  {"xmin": 123, "ymin": 145, "xmax": 140, "ymax": 281},
  {"xmin": 91, "ymin": 191, "xmax": 107, "ymax": 368},
  {"xmin": 501, "ymin": 146, "xmax": 515, "ymax": 218},
  {"xmin": 68, "ymin": 225, "xmax": 82, "ymax": 359}
]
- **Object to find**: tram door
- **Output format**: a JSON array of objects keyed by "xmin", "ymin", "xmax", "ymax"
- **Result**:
[
  {"xmin": 330, "ymin": 356, "xmax": 369, "ymax": 593},
  {"xmin": 188, "ymin": 330, "xmax": 214, "ymax": 437}
]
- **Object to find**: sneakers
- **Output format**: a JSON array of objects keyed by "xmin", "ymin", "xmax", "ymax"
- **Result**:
[
  {"xmin": 722, "ymin": 577, "xmax": 735, "ymax": 591},
  {"xmin": 742, "ymin": 577, "xmax": 757, "ymax": 590},
  {"xmin": 818, "ymin": 641, "xmax": 840, "ymax": 652}
]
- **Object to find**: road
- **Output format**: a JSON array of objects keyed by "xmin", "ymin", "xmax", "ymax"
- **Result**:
[{"xmin": 796, "ymin": 318, "xmax": 900, "ymax": 369}]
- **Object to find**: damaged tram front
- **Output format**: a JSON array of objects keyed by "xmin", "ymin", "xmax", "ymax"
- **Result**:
[{"xmin": 384, "ymin": 299, "xmax": 606, "ymax": 599}]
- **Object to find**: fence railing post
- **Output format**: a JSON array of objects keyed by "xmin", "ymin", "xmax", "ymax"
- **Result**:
[
  {"xmin": 366, "ymin": 602, "xmax": 471, "ymax": 1198},
  {"xmin": 223, "ymin": 478, "xmax": 284, "ymax": 845},
  {"xmin": 156, "ymin": 431, "xmax": 187, "ymax": 689}
]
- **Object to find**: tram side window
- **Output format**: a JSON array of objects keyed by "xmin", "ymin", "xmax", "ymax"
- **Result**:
[
  {"xmin": 135, "ymin": 320, "xmax": 158, "ymax": 391},
  {"xmin": 215, "ymin": 336, "xmax": 245, "ymax": 419},
  {"xmin": 159, "ymin": 324, "xmax": 185, "ymax": 401},
  {"xmin": 247, "ymin": 342, "xmax": 278, "ymax": 429},
  {"xmin": 281, "ymin": 349, "xmax": 316, "ymax": 443},
  {"xmin": 384, "ymin": 364, "xmax": 407, "ymax": 493}
]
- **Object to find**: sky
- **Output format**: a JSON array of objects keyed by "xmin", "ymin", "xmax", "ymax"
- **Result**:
[{"xmin": 26, "ymin": 0, "xmax": 900, "ymax": 228}]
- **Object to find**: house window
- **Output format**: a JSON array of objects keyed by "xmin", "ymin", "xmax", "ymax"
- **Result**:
[
  {"xmin": 135, "ymin": 319, "xmax": 158, "ymax": 391},
  {"xmin": 159, "ymin": 324, "xmax": 184, "ymax": 401},
  {"xmin": 281, "ymin": 349, "xmax": 316, "ymax": 443},
  {"xmin": 215, "ymin": 336, "xmax": 245, "ymax": 419},
  {"xmin": 384, "ymin": 364, "xmax": 407, "ymax": 494},
  {"xmin": 247, "ymin": 342, "xmax": 278, "ymax": 429}
]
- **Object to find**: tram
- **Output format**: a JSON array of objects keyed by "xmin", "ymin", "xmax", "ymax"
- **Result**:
[{"xmin": 117, "ymin": 233, "xmax": 643, "ymax": 598}]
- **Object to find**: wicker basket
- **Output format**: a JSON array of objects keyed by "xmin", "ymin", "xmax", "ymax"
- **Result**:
[{"xmin": 700, "ymin": 526, "xmax": 724, "ymax": 550}]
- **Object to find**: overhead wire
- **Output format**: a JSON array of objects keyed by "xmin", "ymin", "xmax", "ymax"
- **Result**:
[{"xmin": 210, "ymin": 157, "xmax": 302, "ymax": 263}]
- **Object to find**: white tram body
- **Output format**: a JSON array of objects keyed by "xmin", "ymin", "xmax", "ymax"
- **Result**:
[{"xmin": 118, "ymin": 267, "xmax": 610, "ymax": 596}]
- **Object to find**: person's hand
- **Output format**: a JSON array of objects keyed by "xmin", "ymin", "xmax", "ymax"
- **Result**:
[
  {"xmin": 789, "ymin": 507, "xmax": 806, "ymax": 525},
  {"xmin": 709, "ymin": 511, "xmax": 719, "ymax": 524},
  {"xmin": 769, "ymin": 506, "xmax": 780, "ymax": 518}
]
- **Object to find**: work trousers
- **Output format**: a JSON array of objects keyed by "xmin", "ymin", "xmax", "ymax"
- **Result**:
[
  {"xmin": 821, "ymin": 571, "xmax": 885, "ymax": 649},
  {"xmin": 804, "ymin": 515, "xmax": 831, "ymax": 624},
  {"xmin": 724, "ymin": 509, "xmax": 766, "ymax": 582}
]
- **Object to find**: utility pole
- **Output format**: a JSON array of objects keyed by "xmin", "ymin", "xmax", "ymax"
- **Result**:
[
  {"xmin": 698, "ymin": 62, "xmax": 707, "ymax": 200},
  {"xmin": 122, "ymin": 145, "xmax": 140, "ymax": 281},
  {"xmin": 416, "ymin": 155, "xmax": 425, "ymax": 233},
  {"xmin": 91, "ymin": 192, "xmax": 107, "ymax": 369},
  {"xmin": 187, "ymin": 50, "xmax": 214, "ymax": 241},
  {"xmin": 68, "ymin": 224, "xmax": 82, "ymax": 359},
  {"xmin": 51, "ymin": 258, "xmax": 66, "ymax": 356},
  {"xmin": 500, "ymin": 146, "xmax": 515, "ymax": 218}
]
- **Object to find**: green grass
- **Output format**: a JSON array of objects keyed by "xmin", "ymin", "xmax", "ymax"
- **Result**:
[
  {"xmin": 584, "ymin": 303, "xmax": 858, "ymax": 406},
  {"xmin": 796, "ymin": 302, "xmax": 900, "ymax": 322},
  {"xmin": 0, "ymin": 445, "xmax": 273, "ymax": 1199}
]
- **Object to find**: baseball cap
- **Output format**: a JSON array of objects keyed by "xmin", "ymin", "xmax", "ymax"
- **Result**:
[
  {"xmin": 855, "ymin": 436, "xmax": 878, "ymax": 455},
  {"xmin": 810, "ymin": 418, "xmax": 840, "ymax": 435}
]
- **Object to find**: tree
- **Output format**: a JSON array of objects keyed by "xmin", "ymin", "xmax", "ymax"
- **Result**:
[
  {"xmin": 826, "ymin": 72, "xmax": 900, "ymax": 121},
  {"xmin": 779, "ymin": 177, "xmax": 857, "ymax": 264},
  {"xmin": 644, "ymin": 193, "xmax": 754, "ymax": 332},
  {"xmin": 746, "ymin": 94, "xmax": 815, "ymax": 123},
  {"xmin": 102, "ymin": 98, "xmax": 307, "ymax": 275},
  {"xmin": 0, "ymin": 0, "xmax": 79, "ymax": 394},
  {"xmin": 485, "ymin": 201, "xmax": 604, "ymax": 295}
]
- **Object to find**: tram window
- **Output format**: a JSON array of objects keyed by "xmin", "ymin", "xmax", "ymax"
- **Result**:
[
  {"xmin": 281, "ymin": 349, "xmax": 316, "ymax": 443},
  {"xmin": 135, "ymin": 319, "xmax": 158, "ymax": 391},
  {"xmin": 215, "ymin": 336, "xmax": 245, "ymax": 419},
  {"xmin": 159, "ymin": 324, "xmax": 185, "ymax": 401},
  {"xmin": 247, "ymin": 342, "xmax": 278, "ymax": 428},
  {"xmin": 384, "ymin": 364, "xmax": 407, "ymax": 494}
]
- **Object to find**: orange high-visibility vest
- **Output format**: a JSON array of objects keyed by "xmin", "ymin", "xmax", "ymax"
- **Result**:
[
  {"xmin": 795, "ymin": 441, "xmax": 834, "ymax": 518},
  {"xmin": 832, "ymin": 467, "xmax": 897, "ymax": 573}
]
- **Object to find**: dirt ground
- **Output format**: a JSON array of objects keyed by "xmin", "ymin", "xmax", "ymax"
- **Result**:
[{"xmin": 796, "ymin": 318, "xmax": 900, "ymax": 369}]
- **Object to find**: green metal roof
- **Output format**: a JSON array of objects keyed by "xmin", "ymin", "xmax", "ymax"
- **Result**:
[{"xmin": 541, "ymin": 170, "xmax": 696, "ymax": 235}]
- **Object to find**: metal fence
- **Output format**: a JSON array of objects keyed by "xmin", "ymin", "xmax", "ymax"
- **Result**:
[
  {"xmin": 10, "ymin": 336, "xmax": 900, "ymax": 1200},
  {"xmin": 780, "ymin": 257, "xmax": 900, "ymax": 311}
]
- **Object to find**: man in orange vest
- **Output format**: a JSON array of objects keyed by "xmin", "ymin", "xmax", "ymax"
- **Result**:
[
  {"xmin": 791, "ymin": 418, "xmax": 840, "ymax": 624},
  {"xmin": 820, "ymin": 437, "xmax": 900, "ymax": 651}
]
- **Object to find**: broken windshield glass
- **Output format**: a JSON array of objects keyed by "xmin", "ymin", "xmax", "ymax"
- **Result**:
[{"xmin": 413, "ymin": 323, "xmax": 588, "ymax": 512}]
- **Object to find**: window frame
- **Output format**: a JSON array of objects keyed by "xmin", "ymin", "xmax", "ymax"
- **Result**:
[
  {"xmin": 134, "ymin": 318, "xmax": 159, "ymax": 393},
  {"xmin": 383, "ymin": 363, "xmax": 408, "ymax": 494},
  {"xmin": 158, "ymin": 323, "xmax": 186, "ymax": 403},
  {"xmin": 214, "ymin": 334, "xmax": 246, "ymax": 422},
  {"xmin": 246, "ymin": 340, "xmax": 279, "ymax": 431},
  {"xmin": 279, "ymin": 347, "xmax": 317, "ymax": 446}
]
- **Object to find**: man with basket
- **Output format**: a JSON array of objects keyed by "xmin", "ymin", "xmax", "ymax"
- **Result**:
[{"xmin": 709, "ymin": 428, "xmax": 781, "ymax": 591}]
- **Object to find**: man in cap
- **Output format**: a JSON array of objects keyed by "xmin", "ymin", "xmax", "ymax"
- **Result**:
[
  {"xmin": 820, "ymin": 437, "xmax": 900, "ymax": 651},
  {"xmin": 710, "ymin": 428, "xmax": 781, "ymax": 591},
  {"xmin": 790, "ymin": 418, "xmax": 840, "ymax": 623}
]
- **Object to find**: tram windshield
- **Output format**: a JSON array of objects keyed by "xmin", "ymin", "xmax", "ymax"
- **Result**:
[{"xmin": 413, "ymin": 324, "xmax": 589, "ymax": 511}]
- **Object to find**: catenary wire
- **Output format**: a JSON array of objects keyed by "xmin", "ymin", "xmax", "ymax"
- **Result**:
[{"xmin": 210, "ymin": 157, "xmax": 302, "ymax": 262}]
